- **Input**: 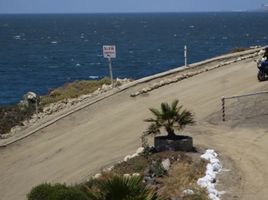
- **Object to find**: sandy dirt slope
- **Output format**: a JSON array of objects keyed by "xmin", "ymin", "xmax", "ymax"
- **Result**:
[{"xmin": 1, "ymin": 58, "xmax": 268, "ymax": 200}]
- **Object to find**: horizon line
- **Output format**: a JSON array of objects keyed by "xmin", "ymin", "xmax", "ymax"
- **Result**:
[{"xmin": 0, "ymin": 10, "xmax": 262, "ymax": 15}]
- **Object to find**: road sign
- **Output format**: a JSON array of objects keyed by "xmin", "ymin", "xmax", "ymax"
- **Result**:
[
  {"xmin": 103, "ymin": 45, "xmax": 116, "ymax": 87},
  {"xmin": 103, "ymin": 45, "xmax": 116, "ymax": 58}
]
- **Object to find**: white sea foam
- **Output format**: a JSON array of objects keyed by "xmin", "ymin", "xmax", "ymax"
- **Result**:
[
  {"xmin": 89, "ymin": 76, "xmax": 99, "ymax": 79},
  {"xmin": 14, "ymin": 35, "xmax": 21, "ymax": 40}
]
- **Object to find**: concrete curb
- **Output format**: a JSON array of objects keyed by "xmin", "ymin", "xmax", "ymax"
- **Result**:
[{"xmin": 0, "ymin": 47, "xmax": 262, "ymax": 147}]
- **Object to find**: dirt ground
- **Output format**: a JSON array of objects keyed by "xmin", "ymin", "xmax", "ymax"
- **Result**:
[{"xmin": 1, "ymin": 57, "xmax": 268, "ymax": 200}]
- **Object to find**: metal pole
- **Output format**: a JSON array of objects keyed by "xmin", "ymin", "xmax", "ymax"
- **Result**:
[
  {"xmin": 184, "ymin": 45, "xmax": 187, "ymax": 67},
  {"xmin": 108, "ymin": 57, "xmax": 114, "ymax": 87},
  {"xmin": 221, "ymin": 97, "xmax": 225, "ymax": 121},
  {"xmin": 35, "ymin": 100, "xmax": 38, "ymax": 118}
]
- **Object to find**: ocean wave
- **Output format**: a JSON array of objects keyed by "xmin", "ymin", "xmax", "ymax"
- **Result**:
[
  {"xmin": 13, "ymin": 35, "xmax": 21, "ymax": 40},
  {"xmin": 89, "ymin": 62, "xmax": 101, "ymax": 66},
  {"xmin": 89, "ymin": 75, "xmax": 99, "ymax": 79}
]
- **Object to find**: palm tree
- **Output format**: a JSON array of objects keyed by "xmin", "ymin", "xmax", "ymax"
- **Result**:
[{"xmin": 144, "ymin": 99, "xmax": 194, "ymax": 138}]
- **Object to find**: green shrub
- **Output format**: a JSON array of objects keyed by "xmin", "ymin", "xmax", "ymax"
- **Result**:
[
  {"xmin": 27, "ymin": 183, "xmax": 53, "ymax": 200},
  {"xmin": 0, "ymin": 104, "xmax": 35, "ymax": 135},
  {"xmin": 83, "ymin": 175, "xmax": 159, "ymax": 200},
  {"xmin": 40, "ymin": 78, "xmax": 111, "ymax": 106},
  {"xmin": 0, "ymin": 78, "xmax": 112, "ymax": 135},
  {"xmin": 27, "ymin": 183, "xmax": 89, "ymax": 200}
]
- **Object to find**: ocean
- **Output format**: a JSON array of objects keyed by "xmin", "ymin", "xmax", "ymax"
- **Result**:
[{"xmin": 1, "ymin": 12, "xmax": 268, "ymax": 105}]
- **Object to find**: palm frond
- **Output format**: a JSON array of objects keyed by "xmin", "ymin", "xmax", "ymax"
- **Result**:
[
  {"xmin": 160, "ymin": 102, "xmax": 170, "ymax": 115},
  {"xmin": 87, "ymin": 175, "xmax": 158, "ymax": 200},
  {"xmin": 171, "ymin": 99, "xmax": 179, "ymax": 112},
  {"xmin": 176, "ymin": 109, "xmax": 195, "ymax": 129},
  {"xmin": 144, "ymin": 123, "xmax": 161, "ymax": 136},
  {"xmin": 149, "ymin": 108, "xmax": 162, "ymax": 118},
  {"xmin": 144, "ymin": 99, "xmax": 195, "ymax": 136},
  {"xmin": 144, "ymin": 118, "xmax": 157, "ymax": 123}
]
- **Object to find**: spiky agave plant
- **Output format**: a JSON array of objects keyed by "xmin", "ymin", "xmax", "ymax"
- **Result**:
[
  {"xmin": 144, "ymin": 99, "xmax": 195, "ymax": 138},
  {"xmin": 84, "ymin": 175, "xmax": 158, "ymax": 200}
]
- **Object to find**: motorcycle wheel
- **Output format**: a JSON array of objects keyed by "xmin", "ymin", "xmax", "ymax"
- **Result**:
[{"xmin": 257, "ymin": 71, "xmax": 266, "ymax": 81}]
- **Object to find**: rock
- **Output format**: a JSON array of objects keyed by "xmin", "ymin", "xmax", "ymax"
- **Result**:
[
  {"xmin": 116, "ymin": 78, "xmax": 131, "ymax": 85},
  {"xmin": 124, "ymin": 155, "xmax": 132, "ymax": 162},
  {"xmin": 208, "ymin": 193, "xmax": 220, "ymax": 200},
  {"xmin": 106, "ymin": 166, "xmax": 114, "ymax": 171},
  {"xmin": 0, "ymin": 133, "xmax": 10, "ymax": 139},
  {"xmin": 25, "ymin": 91, "xmax": 37, "ymax": 102},
  {"xmin": 135, "ymin": 91, "xmax": 140, "ymax": 96},
  {"xmin": 165, "ymin": 78, "xmax": 173, "ymax": 84},
  {"xmin": 135, "ymin": 147, "xmax": 144, "ymax": 155},
  {"xmin": 10, "ymin": 126, "xmax": 22, "ymax": 134},
  {"xmin": 29, "ymin": 118, "xmax": 38, "ymax": 124},
  {"xmin": 170, "ymin": 78, "xmax": 177, "ymax": 83},
  {"xmin": 93, "ymin": 173, "xmax": 101, "ymax": 179},
  {"xmin": 144, "ymin": 176, "xmax": 155, "ymax": 185},
  {"xmin": 141, "ymin": 88, "xmax": 148, "ymax": 93},
  {"xmin": 102, "ymin": 84, "xmax": 112, "ymax": 91},
  {"xmin": 20, "ymin": 91, "xmax": 38, "ymax": 106},
  {"xmin": 197, "ymin": 177, "xmax": 209, "ymax": 188},
  {"xmin": 258, "ymin": 49, "xmax": 265, "ymax": 55},
  {"xmin": 159, "ymin": 80, "xmax": 165, "ymax": 86},
  {"xmin": 123, "ymin": 174, "xmax": 131, "ymax": 178},
  {"xmin": 183, "ymin": 189, "xmax": 194, "ymax": 195},
  {"xmin": 152, "ymin": 83, "xmax": 160, "ymax": 89},
  {"xmin": 161, "ymin": 158, "xmax": 171, "ymax": 171},
  {"xmin": 132, "ymin": 173, "xmax": 140, "ymax": 177},
  {"xmin": 93, "ymin": 88, "xmax": 101, "ymax": 95}
]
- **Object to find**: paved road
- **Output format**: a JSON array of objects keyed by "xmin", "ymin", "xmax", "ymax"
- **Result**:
[{"xmin": 1, "ymin": 58, "xmax": 268, "ymax": 200}]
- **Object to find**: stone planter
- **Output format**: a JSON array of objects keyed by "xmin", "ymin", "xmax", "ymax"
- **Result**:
[{"xmin": 154, "ymin": 135, "xmax": 193, "ymax": 152}]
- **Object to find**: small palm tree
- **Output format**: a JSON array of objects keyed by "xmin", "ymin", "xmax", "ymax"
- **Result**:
[
  {"xmin": 84, "ymin": 175, "xmax": 158, "ymax": 200},
  {"xmin": 144, "ymin": 99, "xmax": 195, "ymax": 138}
]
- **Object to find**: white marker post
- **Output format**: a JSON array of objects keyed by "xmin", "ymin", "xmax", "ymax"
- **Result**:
[
  {"xmin": 184, "ymin": 45, "xmax": 188, "ymax": 67},
  {"xmin": 103, "ymin": 45, "xmax": 116, "ymax": 87}
]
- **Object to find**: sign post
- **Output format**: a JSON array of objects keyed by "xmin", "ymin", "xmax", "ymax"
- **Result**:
[
  {"xmin": 103, "ymin": 45, "xmax": 116, "ymax": 87},
  {"xmin": 108, "ymin": 57, "xmax": 113, "ymax": 87},
  {"xmin": 184, "ymin": 45, "xmax": 188, "ymax": 67}
]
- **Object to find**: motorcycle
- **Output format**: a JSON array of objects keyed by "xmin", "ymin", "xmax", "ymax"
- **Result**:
[{"xmin": 257, "ymin": 58, "xmax": 268, "ymax": 81}]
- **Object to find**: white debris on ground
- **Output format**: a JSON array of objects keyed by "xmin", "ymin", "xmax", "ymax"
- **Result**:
[
  {"xmin": 92, "ymin": 147, "xmax": 144, "ymax": 179},
  {"xmin": 197, "ymin": 149, "xmax": 222, "ymax": 200},
  {"xmin": 123, "ymin": 147, "xmax": 144, "ymax": 162}
]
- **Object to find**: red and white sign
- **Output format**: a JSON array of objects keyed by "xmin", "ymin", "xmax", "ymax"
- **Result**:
[{"xmin": 103, "ymin": 45, "xmax": 116, "ymax": 58}]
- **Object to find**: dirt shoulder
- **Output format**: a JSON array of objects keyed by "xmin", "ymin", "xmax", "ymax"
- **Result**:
[{"xmin": 1, "ymin": 52, "xmax": 268, "ymax": 200}]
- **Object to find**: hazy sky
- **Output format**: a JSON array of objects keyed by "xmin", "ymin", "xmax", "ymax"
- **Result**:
[{"xmin": 0, "ymin": 0, "xmax": 266, "ymax": 14}]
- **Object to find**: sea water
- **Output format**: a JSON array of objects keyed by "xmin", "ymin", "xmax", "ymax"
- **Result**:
[{"xmin": 1, "ymin": 12, "xmax": 268, "ymax": 105}]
